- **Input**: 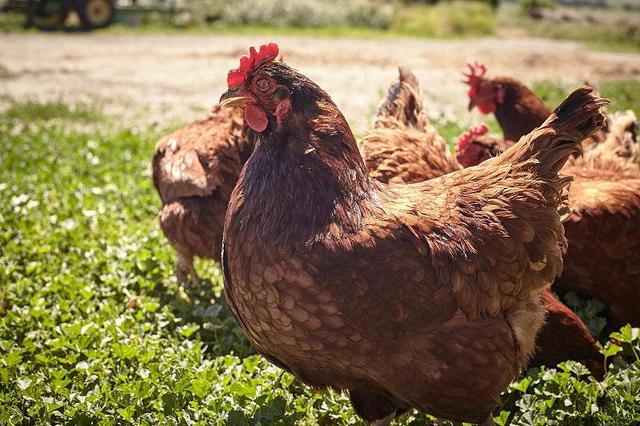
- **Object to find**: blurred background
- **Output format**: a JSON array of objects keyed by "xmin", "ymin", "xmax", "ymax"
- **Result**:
[
  {"xmin": 3, "ymin": 0, "xmax": 640, "ymax": 38},
  {"xmin": 0, "ymin": 0, "xmax": 639, "ymax": 133}
]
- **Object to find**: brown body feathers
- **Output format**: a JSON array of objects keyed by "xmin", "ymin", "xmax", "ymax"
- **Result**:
[{"xmin": 152, "ymin": 106, "xmax": 253, "ymax": 282}]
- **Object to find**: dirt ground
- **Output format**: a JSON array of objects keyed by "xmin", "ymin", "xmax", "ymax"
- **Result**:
[{"xmin": 1, "ymin": 33, "xmax": 639, "ymax": 131}]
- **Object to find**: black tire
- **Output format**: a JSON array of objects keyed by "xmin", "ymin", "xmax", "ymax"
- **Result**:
[{"xmin": 77, "ymin": 0, "xmax": 114, "ymax": 30}]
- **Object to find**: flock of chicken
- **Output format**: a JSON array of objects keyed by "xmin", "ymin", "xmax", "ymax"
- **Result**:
[{"xmin": 151, "ymin": 43, "xmax": 639, "ymax": 425}]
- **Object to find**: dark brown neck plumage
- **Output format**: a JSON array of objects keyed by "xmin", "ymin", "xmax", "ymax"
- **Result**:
[
  {"xmin": 493, "ymin": 77, "xmax": 551, "ymax": 142},
  {"xmin": 227, "ymin": 94, "xmax": 378, "ymax": 248}
]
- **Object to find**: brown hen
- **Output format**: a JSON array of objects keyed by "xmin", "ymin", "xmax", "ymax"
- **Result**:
[
  {"xmin": 558, "ymin": 157, "xmax": 640, "ymax": 327},
  {"xmin": 462, "ymin": 63, "xmax": 607, "ymax": 160},
  {"xmin": 152, "ymin": 105, "xmax": 254, "ymax": 283},
  {"xmin": 455, "ymin": 123, "xmax": 511, "ymax": 168},
  {"xmin": 220, "ymin": 44, "xmax": 607, "ymax": 425},
  {"xmin": 359, "ymin": 66, "xmax": 460, "ymax": 184},
  {"xmin": 533, "ymin": 289, "xmax": 604, "ymax": 378}
]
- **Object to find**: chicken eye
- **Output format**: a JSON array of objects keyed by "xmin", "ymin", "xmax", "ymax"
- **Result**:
[{"xmin": 256, "ymin": 79, "xmax": 271, "ymax": 92}]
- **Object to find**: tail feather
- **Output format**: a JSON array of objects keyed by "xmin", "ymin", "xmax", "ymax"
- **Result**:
[
  {"xmin": 375, "ymin": 66, "xmax": 427, "ymax": 131},
  {"xmin": 550, "ymin": 86, "xmax": 609, "ymax": 140},
  {"xmin": 496, "ymin": 86, "xmax": 609, "ymax": 176}
]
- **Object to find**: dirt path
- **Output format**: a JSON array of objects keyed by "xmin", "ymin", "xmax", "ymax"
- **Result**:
[{"xmin": 1, "ymin": 33, "xmax": 639, "ymax": 131}]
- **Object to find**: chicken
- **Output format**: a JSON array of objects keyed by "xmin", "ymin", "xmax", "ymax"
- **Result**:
[
  {"xmin": 463, "ymin": 62, "xmax": 551, "ymax": 142},
  {"xmin": 359, "ymin": 66, "xmax": 460, "ymax": 184},
  {"xmin": 371, "ymin": 73, "xmax": 604, "ymax": 377},
  {"xmin": 455, "ymin": 123, "xmax": 510, "ymax": 168},
  {"xmin": 533, "ymin": 289, "xmax": 604, "ymax": 378},
  {"xmin": 152, "ymin": 105, "xmax": 254, "ymax": 283},
  {"xmin": 455, "ymin": 129, "xmax": 510, "ymax": 171},
  {"xmin": 219, "ymin": 43, "xmax": 607, "ymax": 424},
  {"xmin": 373, "ymin": 66, "xmax": 429, "ymax": 132},
  {"xmin": 463, "ymin": 62, "xmax": 606, "ymax": 151},
  {"xmin": 557, "ymin": 158, "xmax": 640, "ymax": 327}
]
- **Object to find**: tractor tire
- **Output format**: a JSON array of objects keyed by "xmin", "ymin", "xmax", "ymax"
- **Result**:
[{"xmin": 77, "ymin": 0, "xmax": 114, "ymax": 30}]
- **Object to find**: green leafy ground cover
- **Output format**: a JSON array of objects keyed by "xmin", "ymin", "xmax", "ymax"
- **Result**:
[
  {"xmin": 533, "ymin": 80, "xmax": 640, "ymax": 114},
  {"xmin": 1, "ymin": 97, "xmax": 639, "ymax": 425}
]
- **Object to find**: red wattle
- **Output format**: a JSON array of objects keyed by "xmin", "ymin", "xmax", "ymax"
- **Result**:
[
  {"xmin": 477, "ymin": 102, "xmax": 496, "ymax": 114},
  {"xmin": 245, "ymin": 104, "xmax": 268, "ymax": 132}
]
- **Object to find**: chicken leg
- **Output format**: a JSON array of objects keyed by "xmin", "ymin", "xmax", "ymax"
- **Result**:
[
  {"xmin": 480, "ymin": 415, "xmax": 496, "ymax": 426},
  {"xmin": 176, "ymin": 253, "xmax": 199, "ymax": 285},
  {"xmin": 371, "ymin": 413, "xmax": 394, "ymax": 426}
]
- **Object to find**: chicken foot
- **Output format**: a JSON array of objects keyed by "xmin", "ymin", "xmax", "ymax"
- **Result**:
[{"xmin": 176, "ymin": 253, "xmax": 200, "ymax": 285}]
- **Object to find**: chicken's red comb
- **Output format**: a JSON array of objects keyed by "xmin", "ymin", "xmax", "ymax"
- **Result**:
[
  {"xmin": 227, "ymin": 43, "xmax": 280, "ymax": 88},
  {"xmin": 462, "ymin": 62, "xmax": 487, "ymax": 87},
  {"xmin": 456, "ymin": 123, "xmax": 489, "ymax": 153}
]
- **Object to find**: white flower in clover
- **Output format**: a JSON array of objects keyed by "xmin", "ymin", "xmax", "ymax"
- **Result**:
[
  {"xmin": 41, "ymin": 396, "xmax": 55, "ymax": 405},
  {"xmin": 87, "ymin": 153, "xmax": 100, "ymax": 165},
  {"xmin": 82, "ymin": 209, "xmax": 97, "ymax": 218},
  {"xmin": 11, "ymin": 194, "xmax": 29, "ymax": 206},
  {"xmin": 26, "ymin": 199, "xmax": 39, "ymax": 210},
  {"xmin": 17, "ymin": 377, "xmax": 32, "ymax": 391},
  {"xmin": 76, "ymin": 361, "xmax": 90, "ymax": 371},
  {"xmin": 81, "ymin": 323, "xmax": 94, "ymax": 335},
  {"xmin": 61, "ymin": 218, "xmax": 77, "ymax": 230}
]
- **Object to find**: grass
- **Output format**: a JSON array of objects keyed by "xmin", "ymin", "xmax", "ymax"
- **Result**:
[
  {"xmin": 532, "ymin": 79, "xmax": 640, "ymax": 112},
  {"xmin": 498, "ymin": 3, "xmax": 640, "ymax": 52},
  {"xmin": 2, "ymin": 99, "xmax": 103, "ymax": 122},
  {"xmin": 391, "ymin": 1, "xmax": 495, "ymax": 38},
  {"xmin": 434, "ymin": 115, "xmax": 503, "ymax": 152},
  {"xmin": 0, "ymin": 11, "xmax": 25, "ymax": 33},
  {"xmin": 2, "ymin": 98, "xmax": 640, "ymax": 424},
  {"xmin": 599, "ymin": 80, "xmax": 640, "ymax": 113},
  {"xmin": 104, "ymin": 1, "xmax": 497, "ymax": 40}
]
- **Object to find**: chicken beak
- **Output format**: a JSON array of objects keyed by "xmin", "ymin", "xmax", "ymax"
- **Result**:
[
  {"xmin": 468, "ymin": 99, "xmax": 476, "ymax": 111},
  {"xmin": 219, "ymin": 89, "xmax": 247, "ymax": 109}
]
